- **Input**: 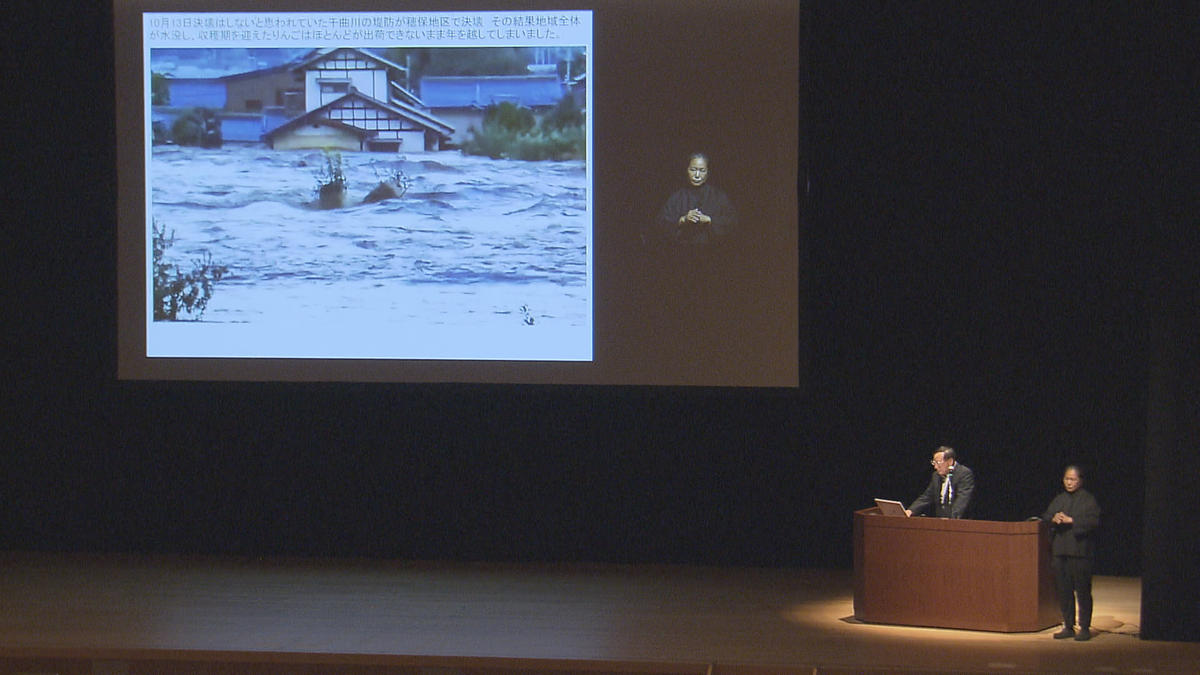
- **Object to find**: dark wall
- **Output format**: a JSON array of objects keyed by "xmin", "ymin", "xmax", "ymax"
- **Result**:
[
  {"xmin": 806, "ymin": 3, "xmax": 1160, "ymax": 574},
  {"xmin": 1142, "ymin": 299, "xmax": 1200, "ymax": 641},
  {"xmin": 5, "ymin": 2, "xmax": 1187, "ymax": 578}
]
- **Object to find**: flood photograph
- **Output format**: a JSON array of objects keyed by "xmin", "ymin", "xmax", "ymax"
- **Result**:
[{"xmin": 146, "ymin": 43, "xmax": 591, "ymax": 361}]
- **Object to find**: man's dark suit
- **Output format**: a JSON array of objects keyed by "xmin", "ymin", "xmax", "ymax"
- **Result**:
[{"xmin": 908, "ymin": 463, "xmax": 974, "ymax": 519}]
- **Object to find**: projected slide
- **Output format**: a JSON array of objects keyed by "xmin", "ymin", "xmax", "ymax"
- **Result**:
[
  {"xmin": 118, "ymin": 1, "xmax": 803, "ymax": 387},
  {"xmin": 144, "ymin": 11, "xmax": 593, "ymax": 361}
]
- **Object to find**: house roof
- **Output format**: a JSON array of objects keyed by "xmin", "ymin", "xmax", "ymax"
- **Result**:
[
  {"xmin": 419, "ymin": 75, "xmax": 566, "ymax": 109},
  {"xmin": 272, "ymin": 116, "xmax": 375, "ymax": 142},
  {"xmin": 263, "ymin": 89, "xmax": 455, "ymax": 143},
  {"xmin": 218, "ymin": 60, "xmax": 299, "ymax": 82},
  {"xmin": 380, "ymin": 91, "xmax": 453, "ymax": 136},
  {"xmin": 292, "ymin": 47, "xmax": 408, "ymax": 75},
  {"xmin": 390, "ymin": 81, "xmax": 426, "ymax": 108}
]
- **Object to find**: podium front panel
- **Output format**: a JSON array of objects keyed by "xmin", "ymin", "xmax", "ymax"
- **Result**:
[{"xmin": 853, "ymin": 509, "xmax": 1059, "ymax": 632}]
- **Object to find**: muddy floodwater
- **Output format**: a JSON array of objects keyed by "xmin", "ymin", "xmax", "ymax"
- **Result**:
[{"xmin": 149, "ymin": 145, "xmax": 591, "ymax": 360}]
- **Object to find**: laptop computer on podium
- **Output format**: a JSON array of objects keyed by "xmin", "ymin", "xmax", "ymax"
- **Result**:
[{"xmin": 874, "ymin": 498, "xmax": 909, "ymax": 517}]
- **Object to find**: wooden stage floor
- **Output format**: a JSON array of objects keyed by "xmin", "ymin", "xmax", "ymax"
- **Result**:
[{"xmin": 0, "ymin": 552, "xmax": 1197, "ymax": 675}]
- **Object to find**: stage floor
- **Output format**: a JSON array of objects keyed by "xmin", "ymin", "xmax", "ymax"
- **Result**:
[{"xmin": 0, "ymin": 552, "xmax": 1196, "ymax": 675}]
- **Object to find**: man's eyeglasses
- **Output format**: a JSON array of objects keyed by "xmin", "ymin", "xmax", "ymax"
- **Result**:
[{"xmin": 931, "ymin": 459, "xmax": 946, "ymax": 466}]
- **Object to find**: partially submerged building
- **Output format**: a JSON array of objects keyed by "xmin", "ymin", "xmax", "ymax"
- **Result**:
[
  {"xmin": 153, "ymin": 47, "xmax": 456, "ymax": 152},
  {"xmin": 418, "ymin": 74, "xmax": 572, "ymax": 146}
]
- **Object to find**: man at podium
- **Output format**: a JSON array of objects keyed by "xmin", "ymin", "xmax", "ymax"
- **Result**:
[{"xmin": 906, "ymin": 446, "xmax": 974, "ymax": 519}]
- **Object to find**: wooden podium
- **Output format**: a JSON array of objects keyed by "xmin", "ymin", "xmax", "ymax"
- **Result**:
[{"xmin": 853, "ymin": 507, "xmax": 1060, "ymax": 632}]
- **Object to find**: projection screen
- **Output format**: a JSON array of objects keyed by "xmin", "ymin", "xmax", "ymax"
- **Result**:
[{"xmin": 115, "ymin": 0, "xmax": 804, "ymax": 387}]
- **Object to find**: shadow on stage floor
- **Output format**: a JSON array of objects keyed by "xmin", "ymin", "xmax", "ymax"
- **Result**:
[{"xmin": 0, "ymin": 552, "xmax": 1196, "ymax": 675}]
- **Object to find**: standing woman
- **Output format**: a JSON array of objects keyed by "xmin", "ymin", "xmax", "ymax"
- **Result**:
[
  {"xmin": 653, "ymin": 153, "xmax": 738, "ymax": 248},
  {"xmin": 1042, "ymin": 465, "xmax": 1101, "ymax": 641}
]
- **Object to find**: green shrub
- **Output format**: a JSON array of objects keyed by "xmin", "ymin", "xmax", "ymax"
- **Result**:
[
  {"xmin": 463, "ymin": 102, "xmax": 586, "ymax": 161},
  {"xmin": 483, "ymin": 101, "xmax": 536, "ymax": 134},
  {"xmin": 152, "ymin": 220, "xmax": 229, "ymax": 321},
  {"xmin": 171, "ymin": 107, "xmax": 222, "ymax": 148},
  {"xmin": 463, "ymin": 122, "xmax": 517, "ymax": 160},
  {"xmin": 541, "ymin": 96, "xmax": 584, "ymax": 133},
  {"xmin": 514, "ymin": 126, "xmax": 586, "ymax": 161},
  {"xmin": 151, "ymin": 72, "xmax": 170, "ymax": 105}
]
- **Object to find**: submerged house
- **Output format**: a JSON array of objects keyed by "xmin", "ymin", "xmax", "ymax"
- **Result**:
[
  {"xmin": 418, "ymin": 74, "xmax": 571, "ymax": 146},
  {"xmin": 262, "ymin": 89, "xmax": 454, "ymax": 152},
  {"xmin": 153, "ymin": 47, "xmax": 455, "ymax": 152}
]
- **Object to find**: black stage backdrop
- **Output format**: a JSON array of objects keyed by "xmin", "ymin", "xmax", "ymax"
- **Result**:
[{"xmin": 3, "ymin": 0, "xmax": 1195, "ymax": 620}]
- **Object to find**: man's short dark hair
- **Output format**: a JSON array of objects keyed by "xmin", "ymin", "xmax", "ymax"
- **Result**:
[{"xmin": 937, "ymin": 446, "xmax": 956, "ymax": 462}]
